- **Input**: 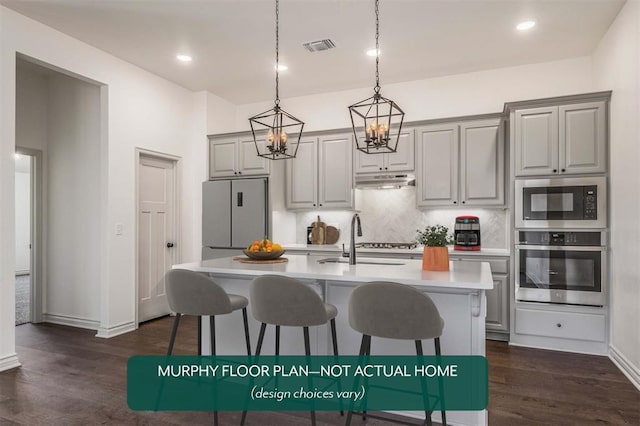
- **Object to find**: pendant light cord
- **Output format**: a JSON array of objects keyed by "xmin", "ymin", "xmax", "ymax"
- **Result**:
[
  {"xmin": 374, "ymin": 0, "xmax": 380, "ymax": 94},
  {"xmin": 275, "ymin": 0, "xmax": 280, "ymax": 106}
]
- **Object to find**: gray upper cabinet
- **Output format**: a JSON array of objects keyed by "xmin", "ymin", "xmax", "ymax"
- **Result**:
[
  {"xmin": 209, "ymin": 135, "xmax": 270, "ymax": 179},
  {"xmin": 286, "ymin": 132, "xmax": 353, "ymax": 210},
  {"xmin": 416, "ymin": 123, "xmax": 459, "ymax": 207},
  {"xmin": 417, "ymin": 118, "xmax": 504, "ymax": 208},
  {"xmin": 559, "ymin": 101, "xmax": 607, "ymax": 174},
  {"xmin": 460, "ymin": 119, "xmax": 504, "ymax": 206},
  {"xmin": 354, "ymin": 128, "xmax": 415, "ymax": 174},
  {"xmin": 514, "ymin": 100, "xmax": 606, "ymax": 177},
  {"xmin": 514, "ymin": 106, "xmax": 559, "ymax": 176}
]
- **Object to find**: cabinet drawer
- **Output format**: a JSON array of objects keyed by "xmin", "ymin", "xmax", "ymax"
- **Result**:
[
  {"xmin": 515, "ymin": 308, "xmax": 606, "ymax": 342},
  {"xmin": 450, "ymin": 257, "xmax": 508, "ymax": 274}
]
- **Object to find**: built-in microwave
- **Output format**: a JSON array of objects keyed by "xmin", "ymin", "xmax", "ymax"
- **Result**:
[{"xmin": 515, "ymin": 177, "xmax": 607, "ymax": 229}]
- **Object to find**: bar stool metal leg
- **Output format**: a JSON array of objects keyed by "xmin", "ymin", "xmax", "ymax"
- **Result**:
[
  {"xmin": 303, "ymin": 326, "xmax": 316, "ymax": 426},
  {"xmin": 330, "ymin": 319, "xmax": 344, "ymax": 416},
  {"xmin": 416, "ymin": 340, "xmax": 433, "ymax": 426},
  {"xmin": 210, "ymin": 315, "xmax": 218, "ymax": 426},
  {"xmin": 242, "ymin": 308, "xmax": 251, "ymax": 356},
  {"xmin": 197, "ymin": 315, "xmax": 202, "ymax": 355},
  {"xmin": 434, "ymin": 337, "xmax": 447, "ymax": 426},
  {"xmin": 275, "ymin": 325, "xmax": 281, "ymax": 356},
  {"xmin": 346, "ymin": 334, "xmax": 370, "ymax": 426},
  {"xmin": 256, "ymin": 322, "xmax": 267, "ymax": 356},
  {"xmin": 167, "ymin": 313, "xmax": 181, "ymax": 355}
]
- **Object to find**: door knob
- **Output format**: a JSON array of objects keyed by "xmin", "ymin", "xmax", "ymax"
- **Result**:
[{"xmin": 167, "ymin": 243, "xmax": 174, "ymax": 248}]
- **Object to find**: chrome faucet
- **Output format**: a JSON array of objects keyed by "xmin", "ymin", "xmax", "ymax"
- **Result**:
[{"xmin": 349, "ymin": 213, "xmax": 363, "ymax": 265}]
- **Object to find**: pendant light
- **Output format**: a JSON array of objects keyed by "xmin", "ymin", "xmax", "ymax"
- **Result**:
[
  {"xmin": 349, "ymin": 0, "xmax": 405, "ymax": 154},
  {"xmin": 249, "ymin": 0, "xmax": 304, "ymax": 160}
]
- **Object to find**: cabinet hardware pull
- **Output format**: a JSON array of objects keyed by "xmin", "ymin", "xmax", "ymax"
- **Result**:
[
  {"xmin": 552, "ymin": 169, "xmax": 557, "ymax": 173},
  {"xmin": 556, "ymin": 323, "xmax": 562, "ymax": 328},
  {"xmin": 453, "ymin": 201, "xmax": 457, "ymax": 204},
  {"xmin": 561, "ymin": 169, "xmax": 565, "ymax": 173},
  {"xmin": 462, "ymin": 200, "xmax": 466, "ymax": 204},
  {"xmin": 166, "ymin": 242, "xmax": 174, "ymax": 248},
  {"xmin": 238, "ymin": 171, "xmax": 242, "ymax": 175}
]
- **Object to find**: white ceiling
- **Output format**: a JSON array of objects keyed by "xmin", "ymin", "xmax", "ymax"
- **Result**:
[{"xmin": 1, "ymin": 0, "xmax": 625, "ymax": 104}]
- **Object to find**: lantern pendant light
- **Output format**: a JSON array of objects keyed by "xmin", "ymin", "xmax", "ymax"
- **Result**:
[
  {"xmin": 349, "ymin": 0, "xmax": 405, "ymax": 154},
  {"xmin": 249, "ymin": 0, "xmax": 304, "ymax": 160}
]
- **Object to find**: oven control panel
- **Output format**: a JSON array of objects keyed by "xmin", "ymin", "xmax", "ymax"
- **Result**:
[
  {"xmin": 519, "ymin": 231, "xmax": 602, "ymax": 246},
  {"xmin": 583, "ymin": 186, "xmax": 598, "ymax": 219}
]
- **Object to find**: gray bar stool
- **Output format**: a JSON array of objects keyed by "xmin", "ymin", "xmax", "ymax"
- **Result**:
[
  {"xmin": 346, "ymin": 282, "xmax": 446, "ymax": 426},
  {"xmin": 242, "ymin": 274, "xmax": 340, "ymax": 426},
  {"xmin": 165, "ymin": 269, "xmax": 251, "ymax": 357}
]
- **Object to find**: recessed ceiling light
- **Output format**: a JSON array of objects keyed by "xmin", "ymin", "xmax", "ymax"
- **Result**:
[
  {"xmin": 275, "ymin": 64, "xmax": 288, "ymax": 71},
  {"xmin": 176, "ymin": 54, "xmax": 192, "ymax": 62},
  {"xmin": 516, "ymin": 20, "xmax": 536, "ymax": 31},
  {"xmin": 366, "ymin": 48, "xmax": 380, "ymax": 57}
]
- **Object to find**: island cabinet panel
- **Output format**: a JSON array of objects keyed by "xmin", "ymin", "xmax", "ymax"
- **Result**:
[
  {"xmin": 513, "ymin": 99, "xmax": 607, "ymax": 177},
  {"xmin": 209, "ymin": 135, "xmax": 270, "ymax": 178},
  {"xmin": 286, "ymin": 132, "xmax": 353, "ymax": 210},
  {"xmin": 417, "ymin": 118, "xmax": 505, "ymax": 208},
  {"xmin": 485, "ymin": 274, "xmax": 508, "ymax": 333}
]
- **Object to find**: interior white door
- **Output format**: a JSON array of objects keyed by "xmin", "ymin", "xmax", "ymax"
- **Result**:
[
  {"xmin": 14, "ymin": 156, "xmax": 31, "ymax": 274},
  {"xmin": 138, "ymin": 154, "xmax": 176, "ymax": 323}
]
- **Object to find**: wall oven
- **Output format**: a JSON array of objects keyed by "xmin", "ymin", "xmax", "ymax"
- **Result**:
[
  {"xmin": 515, "ymin": 177, "xmax": 606, "ymax": 229},
  {"xmin": 515, "ymin": 231, "xmax": 606, "ymax": 306}
]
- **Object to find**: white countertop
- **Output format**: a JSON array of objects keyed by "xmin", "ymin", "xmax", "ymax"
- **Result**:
[
  {"xmin": 174, "ymin": 254, "xmax": 494, "ymax": 291},
  {"xmin": 283, "ymin": 244, "xmax": 510, "ymax": 257}
]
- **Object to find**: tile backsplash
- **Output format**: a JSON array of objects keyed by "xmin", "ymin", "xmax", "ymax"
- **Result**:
[{"xmin": 295, "ymin": 187, "xmax": 509, "ymax": 249}]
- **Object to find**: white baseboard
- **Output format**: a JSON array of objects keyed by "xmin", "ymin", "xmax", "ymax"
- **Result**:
[
  {"xmin": 43, "ymin": 313, "xmax": 100, "ymax": 330},
  {"xmin": 0, "ymin": 353, "xmax": 21, "ymax": 372},
  {"xmin": 609, "ymin": 345, "xmax": 640, "ymax": 391},
  {"xmin": 96, "ymin": 321, "xmax": 136, "ymax": 339}
]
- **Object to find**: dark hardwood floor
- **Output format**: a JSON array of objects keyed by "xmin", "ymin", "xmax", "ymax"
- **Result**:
[{"xmin": 0, "ymin": 316, "xmax": 638, "ymax": 425}]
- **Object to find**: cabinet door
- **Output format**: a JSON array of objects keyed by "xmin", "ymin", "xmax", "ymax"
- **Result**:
[
  {"xmin": 559, "ymin": 101, "xmax": 606, "ymax": 175},
  {"xmin": 385, "ymin": 128, "xmax": 415, "ymax": 172},
  {"xmin": 514, "ymin": 106, "xmax": 559, "ymax": 176},
  {"xmin": 318, "ymin": 133, "xmax": 353, "ymax": 208},
  {"xmin": 285, "ymin": 138, "xmax": 317, "ymax": 209},
  {"xmin": 486, "ymin": 274, "xmax": 508, "ymax": 333},
  {"xmin": 209, "ymin": 138, "xmax": 237, "ymax": 178},
  {"xmin": 460, "ymin": 119, "xmax": 504, "ymax": 206},
  {"xmin": 416, "ymin": 124, "xmax": 459, "ymax": 207},
  {"xmin": 354, "ymin": 146, "xmax": 384, "ymax": 174},
  {"xmin": 238, "ymin": 137, "xmax": 270, "ymax": 176}
]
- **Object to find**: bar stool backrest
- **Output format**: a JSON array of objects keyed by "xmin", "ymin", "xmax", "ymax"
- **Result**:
[
  {"xmin": 250, "ymin": 275, "xmax": 328, "ymax": 326},
  {"xmin": 165, "ymin": 269, "xmax": 232, "ymax": 316},
  {"xmin": 349, "ymin": 282, "xmax": 444, "ymax": 340}
]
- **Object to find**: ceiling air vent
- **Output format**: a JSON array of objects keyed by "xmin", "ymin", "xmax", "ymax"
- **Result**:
[{"xmin": 303, "ymin": 39, "xmax": 336, "ymax": 52}]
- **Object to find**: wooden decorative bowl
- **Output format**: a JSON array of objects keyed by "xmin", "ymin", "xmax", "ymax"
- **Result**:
[{"xmin": 242, "ymin": 249, "xmax": 286, "ymax": 260}]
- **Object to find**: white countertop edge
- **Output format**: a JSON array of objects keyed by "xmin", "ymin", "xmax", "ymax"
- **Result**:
[{"xmin": 174, "ymin": 255, "xmax": 494, "ymax": 291}]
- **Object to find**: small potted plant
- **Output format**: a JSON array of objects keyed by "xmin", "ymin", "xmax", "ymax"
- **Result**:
[{"xmin": 416, "ymin": 225, "xmax": 454, "ymax": 271}]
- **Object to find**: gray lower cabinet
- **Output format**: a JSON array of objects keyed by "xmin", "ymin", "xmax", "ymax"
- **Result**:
[{"xmin": 513, "ymin": 99, "xmax": 607, "ymax": 177}]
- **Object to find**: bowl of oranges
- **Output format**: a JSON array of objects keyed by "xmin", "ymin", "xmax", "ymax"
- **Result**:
[{"xmin": 243, "ymin": 237, "xmax": 285, "ymax": 260}]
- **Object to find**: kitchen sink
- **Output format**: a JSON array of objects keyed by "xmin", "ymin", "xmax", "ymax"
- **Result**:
[{"xmin": 317, "ymin": 257, "xmax": 405, "ymax": 266}]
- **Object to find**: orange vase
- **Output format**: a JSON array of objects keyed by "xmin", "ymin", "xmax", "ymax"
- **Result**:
[{"xmin": 422, "ymin": 246, "xmax": 450, "ymax": 271}]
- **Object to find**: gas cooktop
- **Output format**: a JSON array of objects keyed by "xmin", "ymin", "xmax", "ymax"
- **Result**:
[{"xmin": 355, "ymin": 242, "xmax": 418, "ymax": 250}]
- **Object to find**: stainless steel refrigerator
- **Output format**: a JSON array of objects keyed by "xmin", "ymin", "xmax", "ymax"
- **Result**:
[{"xmin": 202, "ymin": 178, "xmax": 269, "ymax": 260}]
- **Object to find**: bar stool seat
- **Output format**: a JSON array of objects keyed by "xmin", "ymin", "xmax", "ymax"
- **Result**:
[
  {"xmin": 347, "ymin": 281, "xmax": 447, "ymax": 426},
  {"xmin": 241, "ymin": 274, "xmax": 340, "ymax": 426},
  {"xmin": 165, "ymin": 269, "xmax": 252, "ymax": 426}
]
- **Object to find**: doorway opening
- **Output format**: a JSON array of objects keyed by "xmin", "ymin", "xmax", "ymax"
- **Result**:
[{"xmin": 14, "ymin": 152, "xmax": 32, "ymax": 325}]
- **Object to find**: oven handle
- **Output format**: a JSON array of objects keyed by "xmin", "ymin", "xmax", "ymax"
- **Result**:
[{"xmin": 515, "ymin": 245, "xmax": 606, "ymax": 251}]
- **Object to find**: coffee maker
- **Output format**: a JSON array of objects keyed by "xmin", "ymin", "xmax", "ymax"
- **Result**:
[{"xmin": 454, "ymin": 216, "xmax": 481, "ymax": 251}]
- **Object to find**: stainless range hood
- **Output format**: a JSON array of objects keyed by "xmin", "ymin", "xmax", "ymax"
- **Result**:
[{"xmin": 355, "ymin": 173, "xmax": 416, "ymax": 189}]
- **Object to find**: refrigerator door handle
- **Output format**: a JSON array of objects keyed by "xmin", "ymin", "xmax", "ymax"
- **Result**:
[{"xmin": 237, "ymin": 191, "xmax": 243, "ymax": 207}]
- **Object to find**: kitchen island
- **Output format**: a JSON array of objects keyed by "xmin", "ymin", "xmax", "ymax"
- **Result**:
[{"xmin": 173, "ymin": 254, "xmax": 493, "ymax": 425}]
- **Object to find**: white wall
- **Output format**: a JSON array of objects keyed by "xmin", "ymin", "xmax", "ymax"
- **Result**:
[
  {"xmin": 592, "ymin": 0, "xmax": 640, "ymax": 383},
  {"xmin": 45, "ymin": 73, "xmax": 101, "ymax": 325},
  {"xmin": 14, "ymin": 169, "xmax": 30, "ymax": 274},
  {"xmin": 236, "ymin": 56, "xmax": 595, "ymax": 132},
  {"xmin": 0, "ymin": 5, "xmax": 209, "ymax": 367}
]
